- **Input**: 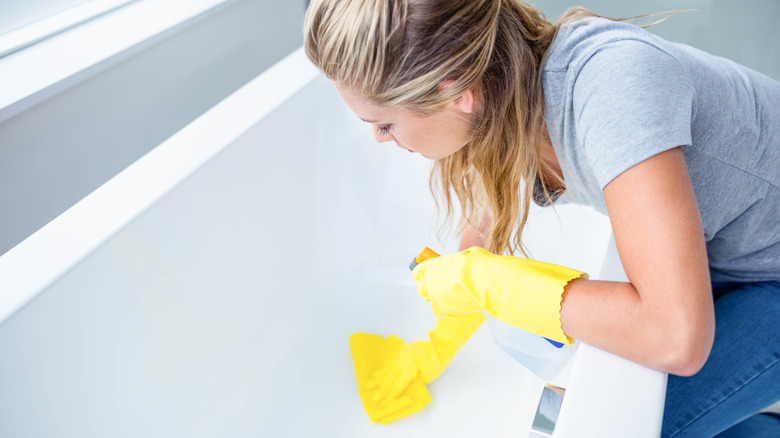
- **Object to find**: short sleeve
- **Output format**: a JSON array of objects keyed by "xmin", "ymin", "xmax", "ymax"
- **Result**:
[{"xmin": 572, "ymin": 40, "xmax": 695, "ymax": 189}]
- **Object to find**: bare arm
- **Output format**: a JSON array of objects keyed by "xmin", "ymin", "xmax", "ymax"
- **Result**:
[{"xmin": 560, "ymin": 147, "xmax": 714, "ymax": 376}]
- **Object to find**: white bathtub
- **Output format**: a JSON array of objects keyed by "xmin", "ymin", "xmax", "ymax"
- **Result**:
[{"xmin": 0, "ymin": 49, "xmax": 665, "ymax": 437}]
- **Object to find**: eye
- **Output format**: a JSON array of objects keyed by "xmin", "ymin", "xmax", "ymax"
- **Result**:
[{"xmin": 375, "ymin": 124, "xmax": 391, "ymax": 135}]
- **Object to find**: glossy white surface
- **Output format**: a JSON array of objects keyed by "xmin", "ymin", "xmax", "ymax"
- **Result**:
[
  {"xmin": 0, "ymin": 48, "xmax": 319, "ymax": 329},
  {"xmin": 0, "ymin": 49, "xmax": 663, "ymax": 437},
  {"xmin": 0, "ymin": 0, "xmax": 304, "ymax": 257}
]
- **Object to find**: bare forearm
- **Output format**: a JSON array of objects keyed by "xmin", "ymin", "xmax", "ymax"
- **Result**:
[
  {"xmin": 461, "ymin": 224, "xmax": 693, "ymax": 373},
  {"xmin": 560, "ymin": 278, "xmax": 713, "ymax": 376},
  {"xmin": 560, "ymin": 150, "xmax": 715, "ymax": 376}
]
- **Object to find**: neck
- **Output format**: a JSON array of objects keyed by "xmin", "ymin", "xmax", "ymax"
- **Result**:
[{"xmin": 539, "ymin": 131, "xmax": 565, "ymax": 192}]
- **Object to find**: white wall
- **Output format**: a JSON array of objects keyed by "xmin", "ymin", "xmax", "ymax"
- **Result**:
[{"xmin": 0, "ymin": 0, "xmax": 305, "ymax": 255}]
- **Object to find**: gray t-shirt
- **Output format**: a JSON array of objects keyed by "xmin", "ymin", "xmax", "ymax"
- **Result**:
[{"xmin": 542, "ymin": 17, "xmax": 780, "ymax": 284}]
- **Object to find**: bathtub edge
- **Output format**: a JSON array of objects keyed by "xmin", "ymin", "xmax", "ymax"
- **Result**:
[{"xmin": 0, "ymin": 47, "xmax": 320, "ymax": 326}]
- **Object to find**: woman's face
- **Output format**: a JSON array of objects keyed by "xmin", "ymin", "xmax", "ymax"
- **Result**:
[{"xmin": 334, "ymin": 82, "xmax": 477, "ymax": 160}]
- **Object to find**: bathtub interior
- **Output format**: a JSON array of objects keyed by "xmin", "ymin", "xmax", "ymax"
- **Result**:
[{"xmin": 0, "ymin": 68, "xmax": 614, "ymax": 436}]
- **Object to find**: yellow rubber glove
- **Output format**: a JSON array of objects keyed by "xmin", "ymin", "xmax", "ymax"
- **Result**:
[
  {"xmin": 349, "ymin": 333, "xmax": 431, "ymax": 424},
  {"xmin": 349, "ymin": 312, "xmax": 485, "ymax": 424},
  {"xmin": 368, "ymin": 312, "xmax": 485, "ymax": 405},
  {"xmin": 412, "ymin": 246, "xmax": 587, "ymax": 345}
]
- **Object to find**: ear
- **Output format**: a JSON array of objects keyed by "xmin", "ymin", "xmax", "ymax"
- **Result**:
[
  {"xmin": 439, "ymin": 79, "xmax": 475, "ymax": 114},
  {"xmin": 454, "ymin": 88, "xmax": 475, "ymax": 114}
]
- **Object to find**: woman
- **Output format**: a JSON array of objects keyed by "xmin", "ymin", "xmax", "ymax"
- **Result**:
[{"xmin": 304, "ymin": 0, "xmax": 780, "ymax": 436}]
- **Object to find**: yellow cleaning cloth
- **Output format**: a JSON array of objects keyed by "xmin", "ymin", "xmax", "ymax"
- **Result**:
[{"xmin": 349, "ymin": 333, "xmax": 432, "ymax": 424}]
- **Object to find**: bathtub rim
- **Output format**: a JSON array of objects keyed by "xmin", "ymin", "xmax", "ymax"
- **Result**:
[{"xmin": 0, "ymin": 47, "xmax": 320, "ymax": 326}]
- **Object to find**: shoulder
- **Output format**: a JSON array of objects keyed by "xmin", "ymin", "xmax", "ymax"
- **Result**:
[
  {"xmin": 544, "ymin": 17, "xmax": 682, "ymax": 74},
  {"xmin": 546, "ymin": 18, "xmax": 694, "ymax": 116},
  {"xmin": 545, "ymin": 19, "xmax": 697, "ymax": 190}
]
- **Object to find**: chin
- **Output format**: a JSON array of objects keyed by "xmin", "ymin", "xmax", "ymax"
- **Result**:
[{"xmin": 426, "ymin": 152, "xmax": 454, "ymax": 160}]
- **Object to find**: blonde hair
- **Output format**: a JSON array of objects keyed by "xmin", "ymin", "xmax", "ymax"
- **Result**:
[{"xmin": 304, "ymin": 0, "xmax": 675, "ymax": 256}]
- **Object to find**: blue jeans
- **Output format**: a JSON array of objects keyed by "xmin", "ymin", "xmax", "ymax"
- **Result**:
[{"xmin": 662, "ymin": 281, "xmax": 780, "ymax": 437}]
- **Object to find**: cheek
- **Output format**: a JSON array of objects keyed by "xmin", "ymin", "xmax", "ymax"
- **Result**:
[
  {"xmin": 449, "ymin": 115, "xmax": 474, "ymax": 148},
  {"xmin": 395, "ymin": 113, "xmax": 470, "ymax": 154},
  {"xmin": 429, "ymin": 118, "xmax": 469, "ymax": 151},
  {"xmin": 390, "ymin": 126, "xmax": 416, "ymax": 148}
]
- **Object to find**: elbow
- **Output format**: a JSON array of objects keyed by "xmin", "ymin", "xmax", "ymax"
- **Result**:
[
  {"xmin": 662, "ymin": 323, "xmax": 715, "ymax": 377},
  {"xmin": 666, "ymin": 349, "xmax": 708, "ymax": 377},
  {"xmin": 645, "ymin": 285, "xmax": 716, "ymax": 377}
]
